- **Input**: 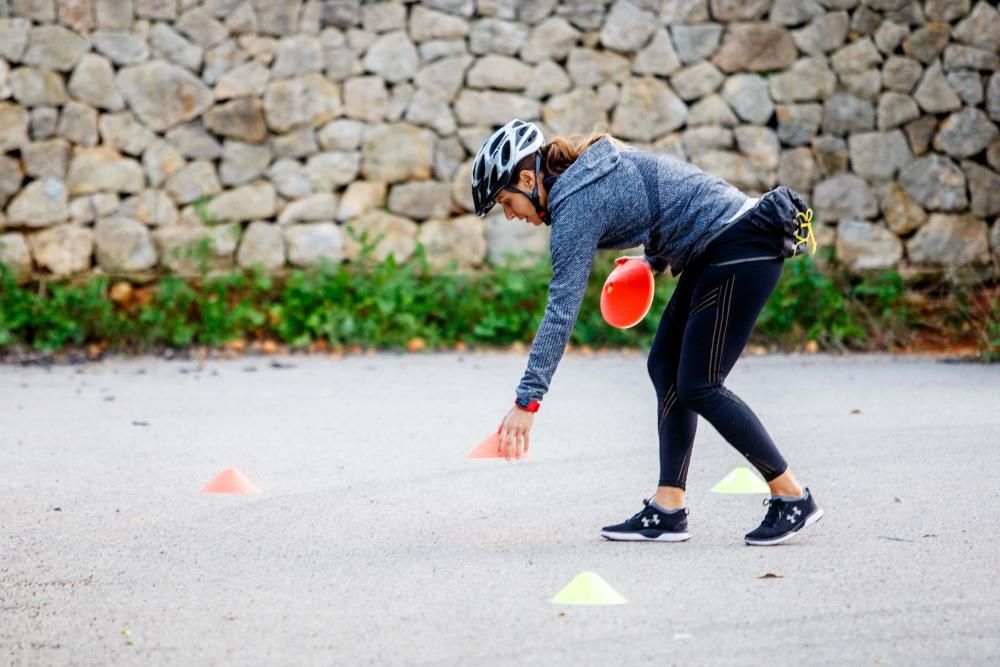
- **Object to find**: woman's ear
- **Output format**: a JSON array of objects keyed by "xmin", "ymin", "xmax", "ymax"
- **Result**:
[{"xmin": 518, "ymin": 169, "xmax": 536, "ymax": 191}]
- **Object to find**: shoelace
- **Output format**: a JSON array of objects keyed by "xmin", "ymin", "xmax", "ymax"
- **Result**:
[
  {"xmin": 759, "ymin": 497, "xmax": 786, "ymax": 528},
  {"xmin": 629, "ymin": 498, "xmax": 652, "ymax": 521},
  {"xmin": 792, "ymin": 208, "xmax": 818, "ymax": 257}
]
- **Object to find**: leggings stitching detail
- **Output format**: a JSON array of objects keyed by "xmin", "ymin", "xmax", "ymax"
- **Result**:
[
  {"xmin": 678, "ymin": 439, "xmax": 694, "ymax": 484},
  {"xmin": 715, "ymin": 276, "xmax": 735, "ymax": 384},
  {"xmin": 712, "ymin": 276, "xmax": 734, "ymax": 384},
  {"xmin": 689, "ymin": 290, "xmax": 719, "ymax": 316},
  {"xmin": 709, "ymin": 285, "xmax": 724, "ymax": 389},
  {"xmin": 715, "ymin": 274, "xmax": 736, "ymax": 384},
  {"xmin": 691, "ymin": 286, "xmax": 720, "ymax": 311},
  {"xmin": 660, "ymin": 395, "xmax": 678, "ymax": 428},
  {"xmin": 709, "ymin": 276, "xmax": 732, "ymax": 386},
  {"xmin": 658, "ymin": 385, "xmax": 673, "ymax": 414},
  {"xmin": 689, "ymin": 297, "xmax": 717, "ymax": 318},
  {"xmin": 658, "ymin": 385, "xmax": 678, "ymax": 428}
]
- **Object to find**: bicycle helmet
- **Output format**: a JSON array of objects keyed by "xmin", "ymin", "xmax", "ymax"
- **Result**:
[{"xmin": 471, "ymin": 119, "xmax": 545, "ymax": 219}]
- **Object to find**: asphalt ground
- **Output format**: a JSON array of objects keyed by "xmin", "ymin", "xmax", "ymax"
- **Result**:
[{"xmin": 2, "ymin": 350, "xmax": 998, "ymax": 666}]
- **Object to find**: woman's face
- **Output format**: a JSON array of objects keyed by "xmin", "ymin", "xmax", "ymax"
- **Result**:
[{"xmin": 494, "ymin": 169, "xmax": 546, "ymax": 226}]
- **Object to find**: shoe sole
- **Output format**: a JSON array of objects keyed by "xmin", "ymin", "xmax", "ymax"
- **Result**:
[
  {"xmin": 601, "ymin": 530, "xmax": 692, "ymax": 542},
  {"xmin": 744, "ymin": 508, "xmax": 824, "ymax": 546}
]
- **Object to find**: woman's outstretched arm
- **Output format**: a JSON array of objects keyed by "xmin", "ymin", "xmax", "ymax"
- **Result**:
[{"xmin": 514, "ymin": 222, "xmax": 601, "ymax": 406}]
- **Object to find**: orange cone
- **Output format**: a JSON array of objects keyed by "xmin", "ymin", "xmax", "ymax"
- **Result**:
[
  {"xmin": 201, "ymin": 467, "xmax": 262, "ymax": 494},
  {"xmin": 600, "ymin": 258, "xmax": 654, "ymax": 329},
  {"xmin": 465, "ymin": 429, "xmax": 533, "ymax": 459}
]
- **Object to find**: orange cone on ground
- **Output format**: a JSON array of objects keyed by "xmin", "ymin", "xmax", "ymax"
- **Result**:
[
  {"xmin": 201, "ymin": 467, "xmax": 262, "ymax": 494},
  {"xmin": 600, "ymin": 258, "xmax": 655, "ymax": 329},
  {"xmin": 465, "ymin": 428, "xmax": 533, "ymax": 459}
]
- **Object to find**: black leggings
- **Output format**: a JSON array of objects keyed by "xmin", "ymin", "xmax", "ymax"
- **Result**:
[{"xmin": 647, "ymin": 215, "xmax": 788, "ymax": 490}]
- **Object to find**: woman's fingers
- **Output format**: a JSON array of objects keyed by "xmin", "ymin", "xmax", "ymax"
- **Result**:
[
  {"xmin": 497, "ymin": 414, "xmax": 530, "ymax": 461},
  {"xmin": 506, "ymin": 429, "xmax": 522, "ymax": 461}
]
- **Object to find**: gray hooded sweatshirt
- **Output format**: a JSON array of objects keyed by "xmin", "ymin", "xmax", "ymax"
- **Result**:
[{"xmin": 514, "ymin": 137, "xmax": 754, "ymax": 406}]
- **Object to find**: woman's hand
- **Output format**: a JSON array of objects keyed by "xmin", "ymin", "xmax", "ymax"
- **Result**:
[
  {"xmin": 615, "ymin": 255, "xmax": 658, "ymax": 274},
  {"xmin": 498, "ymin": 406, "xmax": 533, "ymax": 461}
]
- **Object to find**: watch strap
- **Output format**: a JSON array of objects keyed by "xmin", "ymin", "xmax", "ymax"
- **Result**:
[{"xmin": 514, "ymin": 396, "xmax": 541, "ymax": 412}]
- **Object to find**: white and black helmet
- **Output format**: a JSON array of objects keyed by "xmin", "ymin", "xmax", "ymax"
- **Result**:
[{"xmin": 471, "ymin": 119, "xmax": 544, "ymax": 218}]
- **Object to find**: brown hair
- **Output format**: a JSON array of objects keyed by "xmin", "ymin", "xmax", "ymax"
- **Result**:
[{"xmin": 513, "ymin": 131, "xmax": 618, "ymax": 180}]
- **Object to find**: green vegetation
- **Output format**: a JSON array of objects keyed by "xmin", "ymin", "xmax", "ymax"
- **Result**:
[{"xmin": 1, "ymin": 236, "xmax": 997, "ymax": 362}]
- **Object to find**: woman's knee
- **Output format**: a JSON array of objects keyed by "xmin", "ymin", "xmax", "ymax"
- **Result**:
[
  {"xmin": 646, "ymin": 355, "xmax": 673, "ymax": 394},
  {"xmin": 676, "ymin": 379, "xmax": 718, "ymax": 411}
]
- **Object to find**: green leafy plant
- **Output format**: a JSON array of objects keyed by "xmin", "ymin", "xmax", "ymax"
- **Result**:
[{"xmin": 1, "ymin": 248, "xmax": 997, "ymax": 362}]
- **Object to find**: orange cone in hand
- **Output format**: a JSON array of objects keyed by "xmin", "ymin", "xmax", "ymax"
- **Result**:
[
  {"xmin": 465, "ymin": 427, "xmax": 533, "ymax": 459},
  {"xmin": 601, "ymin": 258, "xmax": 654, "ymax": 329},
  {"xmin": 201, "ymin": 467, "xmax": 262, "ymax": 494}
]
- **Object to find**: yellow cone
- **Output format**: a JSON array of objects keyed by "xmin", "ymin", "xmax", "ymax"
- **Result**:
[
  {"xmin": 711, "ymin": 466, "xmax": 770, "ymax": 494},
  {"xmin": 550, "ymin": 571, "xmax": 626, "ymax": 605}
]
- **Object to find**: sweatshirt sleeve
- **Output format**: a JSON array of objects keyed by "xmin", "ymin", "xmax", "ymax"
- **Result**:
[{"xmin": 515, "ymin": 220, "xmax": 600, "ymax": 405}]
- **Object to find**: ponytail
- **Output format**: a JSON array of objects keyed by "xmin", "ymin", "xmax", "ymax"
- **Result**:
[
  {"xmin": 543, "ymin": 132, "xmax": 617, "ymax": 175},
  {"xmin": 512, "ymin": 131, "xmax": 619, "ymax": 180}
]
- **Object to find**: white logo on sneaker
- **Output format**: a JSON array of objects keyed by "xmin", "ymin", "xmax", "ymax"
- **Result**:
[
  {"xmin": 787, "ymin": 507, "xmax": 802, "ymax": 523},
  {"xmin": 641, "ymin": 514, "xmax": 660, "ymax": 527}
]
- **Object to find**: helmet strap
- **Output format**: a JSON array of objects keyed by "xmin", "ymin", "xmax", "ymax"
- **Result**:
[
  {"xmin": 506, "ymin": 152, "xmax": 550, "ymax": 224},
  {"xmin": 529, "ymin": 152, "xmax": 549, "ymax": 223}
]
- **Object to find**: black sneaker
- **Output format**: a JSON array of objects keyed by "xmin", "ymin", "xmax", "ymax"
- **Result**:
[
  {"xmin": 601, "ymin": 498, "xmax": 691, "ymax": 542},
  {"xmin": 744, "ymin": 487, "xmax": 824, "ymax": 546}
]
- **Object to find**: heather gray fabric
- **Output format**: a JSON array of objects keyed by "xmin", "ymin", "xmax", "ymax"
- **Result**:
[{"xmin": 514, "ymin": 138, "xmax": 752, "ymax": 405}]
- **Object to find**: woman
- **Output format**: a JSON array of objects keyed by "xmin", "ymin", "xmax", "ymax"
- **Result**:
[{"xmin": 473, "ymin": 119, "xmax": 824, "ymax": 546}]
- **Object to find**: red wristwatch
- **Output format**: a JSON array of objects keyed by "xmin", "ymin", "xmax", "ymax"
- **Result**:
[{"xmin": 515, "ymin": 396, "xmax": 541, "ymax": 413}]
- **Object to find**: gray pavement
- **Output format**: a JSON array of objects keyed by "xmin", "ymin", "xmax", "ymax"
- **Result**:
[{"xmin": 2, "ymin": 350, "xmax": 999, "ymax": 666}]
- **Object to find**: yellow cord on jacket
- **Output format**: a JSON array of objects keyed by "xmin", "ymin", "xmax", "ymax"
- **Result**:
[{"xmin": 793, "ymin": 208, "xmax": 817, "ymax": 256}]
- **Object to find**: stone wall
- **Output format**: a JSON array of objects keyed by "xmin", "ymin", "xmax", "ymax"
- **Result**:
[{"xmin": 0, "ymin": 0, "xmax": 999, "ymax": 286}]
